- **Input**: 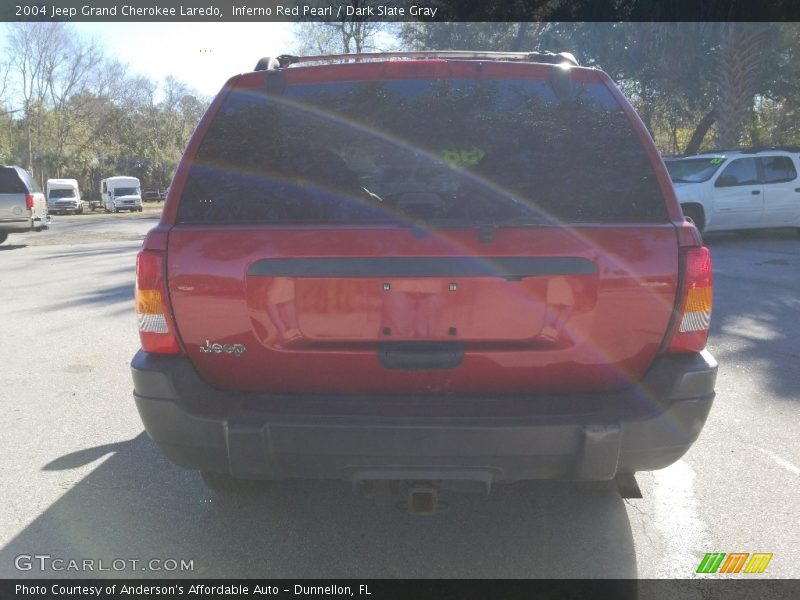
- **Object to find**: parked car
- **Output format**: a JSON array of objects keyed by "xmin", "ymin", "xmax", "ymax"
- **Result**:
[
  {"xmin": 0, "ymin": 165, "xmax": 49, "ymax": 244},
  {"xmin": 666, "ymin": 148, "xmax": 800, "ymax": 233},
  {"xmin": 132, "ymin": 51, "xmax": 717, "ymax": 505},
  {"xmin": 46, "ymin": 178, "xmax": 83, "ymax": 215},
  {"xmin": 142, "ymin": 188, "xmax": 166, "ymax": 203},
  {"xmin": 101, "ymin": 176, "xmax": 143, "ymax": 213}
]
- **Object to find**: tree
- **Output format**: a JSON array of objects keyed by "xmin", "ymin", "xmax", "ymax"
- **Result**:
[
  {"xmin": 713, "ymin": 23, "xmax": 777, "ymax": 149},
  {"xmin": 1, "ymin": 23, "xmax": 210, "ymax": 198},
  {"xmin": 400, "ymin": 22, "xmax": 553, "ymax": 52},
  {"xmin": 292, "ymin": 1, "xmax": 402, "ymax": 55},
  {"xmin": 4, "ymin": 22, "xmax": 107, "ymax": 180}
]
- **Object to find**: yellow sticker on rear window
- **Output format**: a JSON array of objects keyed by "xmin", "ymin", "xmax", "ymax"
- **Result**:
[{"xmin": 441, "ymin": 147, "xmax": 486, "ymax": 167}]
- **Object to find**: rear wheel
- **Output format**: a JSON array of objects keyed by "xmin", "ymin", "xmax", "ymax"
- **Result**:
[
  {"xmin": 682, "ymin": 204, "xmax": 705, "ymax": 233},
  {"xmin": 0, "ymin": 233, "xmax": 7, "ymax": 245},
  {"xmin": 200, "ymin": 470, "xmax": 272, "ymax": 493}
]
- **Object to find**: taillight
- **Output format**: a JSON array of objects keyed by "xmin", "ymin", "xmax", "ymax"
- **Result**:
[
  {"xmin": 25, "ymin": 194, "xmax": 34, "ymax": 210},
  {"xmin": 135, "ymin": 250, "xmax": 182, "ymax": 354},
  {"xmin": 666, "ymin": 246, "xmax": 713, "ymax": 353}
]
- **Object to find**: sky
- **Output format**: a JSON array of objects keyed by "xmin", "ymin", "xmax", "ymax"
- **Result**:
[{"xmin": 71, "ymin": 23, "xmax": 298, "ymax": 98}]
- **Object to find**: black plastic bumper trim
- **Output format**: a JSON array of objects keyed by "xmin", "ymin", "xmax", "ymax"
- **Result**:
[
  {"xmin": 247, "ymin": 256, "xmax": 597, "ymax": 278},
  {"xmin": 131, "ymin": 350, "xmax": 717, "ymax": 482}
]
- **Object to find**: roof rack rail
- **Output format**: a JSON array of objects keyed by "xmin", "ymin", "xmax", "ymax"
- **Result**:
[
  {"xmin": 741, "ymin": 145, "xmax": 800, "ymax": 154},
  {"xmin": 253, "ymin": 51, "xmax": 579, "ymax": 72},
  {"xmin": 689, "ymin": 145, "xmax": 800, "ymax": 156}
]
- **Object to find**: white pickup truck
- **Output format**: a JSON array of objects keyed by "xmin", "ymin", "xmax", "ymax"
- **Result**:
[
  {"xmin": 666, "ymin": 148, "xmax": 800, "ymax": 234},
  {"xmin": 0, "ymin": 165, "xmax": 49, "ymax": 245}
]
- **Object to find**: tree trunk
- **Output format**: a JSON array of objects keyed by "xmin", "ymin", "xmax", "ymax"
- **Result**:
[
  {"xmin": 683, "ymin": 110, "xmax": 717, "ymax": 155},
  {"xmin": 713, "ymin": 23, "xmax": 773, "ymax": 149}
]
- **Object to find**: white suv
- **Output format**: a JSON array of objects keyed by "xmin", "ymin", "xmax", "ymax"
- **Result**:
[{"xmin": 666, "ymin": 148, "xmax": 800, "ymax": 233}]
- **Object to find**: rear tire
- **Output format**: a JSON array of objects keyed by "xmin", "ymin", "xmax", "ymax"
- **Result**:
[
  {"xmin": 0, "ymin": 233, "xmax": 8, "ymax": 245},
  {"xmin": 682, "ymin": 204, "xmax": 705, "ymax": 233},
  {"xmin": 200, "ymin": 471, "xmax": 272, "ymax": 493}
]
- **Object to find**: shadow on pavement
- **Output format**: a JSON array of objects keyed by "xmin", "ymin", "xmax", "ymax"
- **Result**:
[
  {"xmin": 701, "ymin": 227, "xmax": 799, "ymax": 247},
  {"xmin": 47, "ymin": 246, "xmax": 140, "ymax": 260},
  {"xmin": 1, "ymin": 433, "xmax": 637, "ymax": 580},
  {"xmin": 705, "ymin": 230, "xmax": 800, "ymax": 402},
  {"xmin": 44, "ymin": 283, "xmax": 134, "ymax": 312}
]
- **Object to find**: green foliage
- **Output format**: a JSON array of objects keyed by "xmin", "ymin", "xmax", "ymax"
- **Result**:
[{"xmin": 0, "ymin": 23, "xmax": 209, "ymax": 197}]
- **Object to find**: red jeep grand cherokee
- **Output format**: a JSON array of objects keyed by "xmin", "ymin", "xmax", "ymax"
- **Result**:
[{"xmin": 132, "ymin": 52, "xmax": 716, "ymax": 497}]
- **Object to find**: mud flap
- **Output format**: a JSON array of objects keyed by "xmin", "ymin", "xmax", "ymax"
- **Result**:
[
  {"xmin": 574, "ymin": 423, "xmax": 621, "ymax": 480},
  {"xmin": 225, "ymin": 420, "xmax": 277, "ymax": 479}
]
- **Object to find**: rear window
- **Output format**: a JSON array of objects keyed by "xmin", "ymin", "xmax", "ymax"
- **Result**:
[
  {"xmin": 761, "ymin": 156, "xmax": 797, "ymax": 183},
  {"xmin": 177, "ymin": 76, "xmax": 667, "ymax": 225},
  {"xmin": 0, "ymin": 168, "xmax": 28, "ymax": 194}
]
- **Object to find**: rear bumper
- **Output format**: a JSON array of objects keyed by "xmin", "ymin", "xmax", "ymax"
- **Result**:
[
  {"xmin": 0, "ymin": 218, "xmax": 33, "ymax": 232},
  {"xmin": 132, "ymin": 350, "xmax": 717, "ymax": 483},
  {"xmin": 48, "ymin": 202, "xmax": 81, "ymax": 212},
  {"xmin": 114, "ymin": 200, "xmax": 142, "ymax": 209}
]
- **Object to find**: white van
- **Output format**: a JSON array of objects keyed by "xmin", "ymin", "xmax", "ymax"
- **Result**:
[
  {"xmin": 46, "ymin": 178, "xmax": 82, "ymax": 214},
  {"xmin": 101, "ymin": 176, "xmax": 142, "ymax": 213}
]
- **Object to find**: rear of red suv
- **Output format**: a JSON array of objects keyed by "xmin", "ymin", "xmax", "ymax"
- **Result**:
[{"xmin": 132, "ymin": 52, "xmax": 716, "ymax": 495}]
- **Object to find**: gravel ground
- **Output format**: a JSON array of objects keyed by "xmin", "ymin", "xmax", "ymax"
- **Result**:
[{"xmin": 3, "ymin": 204, "xmax": 162, "ymax": 247}]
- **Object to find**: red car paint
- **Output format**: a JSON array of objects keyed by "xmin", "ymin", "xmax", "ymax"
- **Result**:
[{"xmin": 143, "ymin": 58, "xmax": 708, "ymax": 396}]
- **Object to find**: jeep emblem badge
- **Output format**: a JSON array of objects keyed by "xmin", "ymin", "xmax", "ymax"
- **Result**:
[{"xmin": 199, "ymin": 340, "xmax": 247, "ymax": 356}]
